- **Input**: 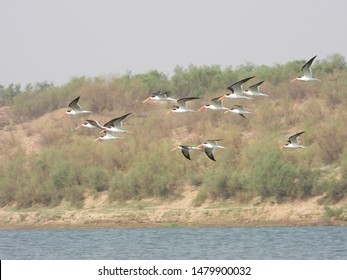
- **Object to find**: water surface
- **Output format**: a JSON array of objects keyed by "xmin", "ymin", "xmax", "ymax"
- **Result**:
[{"xmin": 0, "ymin": 226, "xmax": 346, "ymax": 259}]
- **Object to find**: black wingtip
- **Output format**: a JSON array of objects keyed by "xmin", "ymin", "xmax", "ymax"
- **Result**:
[
  {"xmin": 123, "ymin": 112, "xmax": 132, "ymax": 117},
  {"xmin": 204, "ymin": 148, "xmax": 216, "ymax": 161},
  {"xmin": 181, "ymin": 149, "xmax": 192, "ymax": 160},
  {"xmin": 68, "ymin": 96, "xmax": 81, "ymax": 107}
]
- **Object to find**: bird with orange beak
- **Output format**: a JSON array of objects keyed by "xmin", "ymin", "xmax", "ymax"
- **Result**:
[
  {"xmin": 60, "ymin": 96, "xmax": 92, "ymax": 118},
  {"xmin": 198, "ymin": 96, "xmax": 228, "ymax": 112}
]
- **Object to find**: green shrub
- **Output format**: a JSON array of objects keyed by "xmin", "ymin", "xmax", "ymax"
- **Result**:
[
  {"xmin": 192, "ymin": 187, "xmax": 208, "ymax": 207},
  {"xmin": 81, "ymin": 166, "xmax": 110, "ymax": 192},
  {"xmin": 64, "ymin": 184, "xmax": 85, "ymax": 208},
  {"xmin": 247, "ymin": 148, "xmax": 318, "ymax": 202}
]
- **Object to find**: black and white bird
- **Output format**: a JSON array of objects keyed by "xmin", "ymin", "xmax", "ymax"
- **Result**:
[
  {"xmin": 243, "ymin": 81, "xmax": 269, "ymax": 97},
  {"xmin": 93, "ymin": 131, "xmax": 122, "ymax": 142},
  {"xmin": 219, "ymin": 76, "xmax": 255, "ymax": 100},
  {"xmin": 60, "ymin": 96, "xmax": 92, "ymax": 117},
  {"xmin": 168, "ymin": 97, "xmax": 200, "ymax": 114},
  {"xmin": 282, "ymin": 131, "xmax": 306, "ymax": 149},
  {"xmin": 75, "ymin": 113, "xmax": 132, "ymax": 134},
  {"xmin": 224, "ymin": 105, "xmax": 254, "ymax": 119},
  {"xmin": 198, "ymin": 96, "xmax": 228, "ymax": 111},
  {"xmin": 101, "ymin": 113, "xmax": 132, "ymax": 134},
  {"xmin": 171, "ymin": 145, "xmax": 202, "ymax": 160},
  {"xmin": 143, "ymin": 91, "xmax": 176, "ymax": 103},
  {"xmin": 291, "ymin": 56, "xmax": 320, "ymax": 82},
  {"xmin": 74, "ymin": 119, "xmax": 105, "ymax": 130},
  {"xmin": 197, "ymin": 139, "xmax": 226, "ymax": 161}
]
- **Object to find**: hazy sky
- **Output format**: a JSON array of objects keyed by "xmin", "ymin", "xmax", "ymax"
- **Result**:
[{"xmin": 1, "ymin": 0, "xmax": 347, "ymax": 86}]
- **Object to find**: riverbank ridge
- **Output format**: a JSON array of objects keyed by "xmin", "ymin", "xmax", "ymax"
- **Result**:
[{"xmin": 1, "ymin": 188, "xmax": 346, "ymax": 229}]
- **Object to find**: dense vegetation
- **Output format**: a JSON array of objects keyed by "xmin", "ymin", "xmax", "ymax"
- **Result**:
[{"xmin": 0, "ymin": 54, "xmax": 347, "ymax": 208}]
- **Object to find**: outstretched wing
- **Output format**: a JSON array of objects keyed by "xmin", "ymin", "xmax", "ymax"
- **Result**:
[
  {"xmin": 206, "ymin": 139, "xmax": 222, "ymax": 146},
  {"xmin": 227, "ymin": 76, "xmax": 255, "ymax": 94},
  {"xmin": 288, "ymin": 131, "xmax": 305, "ymax": 144},
  {"xmin": 248, "ymin": 81, "xmax": 264, "ymax": 92},
  {"xmin": 181, "ymin": 147, "xmax": 192, "ymax": 160},
  {"xmin": 301, "ymin": 56, "xmax": 316, "ymax": 78},
  {"xmin": 177, "ymin": 97, "xmax": 200, "ymax": 108},
  {"xmin": 68, "ymin": 96, "xmax": 82, "ymax": 111},
  {"xmin": 103, "ymin": 113, "xmax": 132, "ymax": 129},
  {"xmin": 158, "ymin": 91, "xmax": 171, "ymax": 98},
  {"xmin": 204, "ymin": 147, "xmax": 216, "ymax": 161},
  {"xmin": 234, "ymin": 105, "xmax": 246, "ymax": 111},
  {"xmin": 87, "ymin": 120, "xmax": 104, "ymax": 129},
  {"xmin": 211, "ymin": 96, "xmax": 223, "ymax": 106}
]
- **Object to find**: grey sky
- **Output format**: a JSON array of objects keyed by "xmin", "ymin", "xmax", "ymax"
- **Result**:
[{"xmin": 1, "ymin": 0, "xmax": 347, "ymax": 86}]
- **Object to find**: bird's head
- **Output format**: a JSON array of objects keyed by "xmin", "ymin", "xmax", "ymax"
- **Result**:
[
  {"xmin": 280, "ymin": 143, "xmax": 289, "ymax": 149},
  {"xmin": 218, "ymin": 95, "xmax": 227, "ymax": 101},
  {"xmin": 198, "ymin": 105, "xmax": 209, "ymax": 111},
  {"xmin": 291, "ymin": 77, "xmax": 299, "ymax": 82},
  {"xmin": 59, "ymin": 111, "xmax": 69, "ymax": 118},
  {"xmin": 74, "ymin": 123, "xmax": 84, "ymax": 130},
  {"xmin": 143, "ymin": 97, "xmax": 152, "ymax": 103}
]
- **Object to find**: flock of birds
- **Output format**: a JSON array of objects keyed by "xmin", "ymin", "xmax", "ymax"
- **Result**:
[{"xmin": 60, "ymin": 56, "xmax": 320, "ymax": 161}]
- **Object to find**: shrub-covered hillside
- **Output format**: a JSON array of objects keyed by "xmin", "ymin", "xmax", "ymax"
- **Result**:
[{"xmin": 0, "ymin": 54, "xmax": 347, "ymax": 208}]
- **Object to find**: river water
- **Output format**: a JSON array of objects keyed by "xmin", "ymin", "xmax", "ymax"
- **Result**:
[{"xmin": 0, "ymin": 226, "xmax": 346, "ymax": 259}]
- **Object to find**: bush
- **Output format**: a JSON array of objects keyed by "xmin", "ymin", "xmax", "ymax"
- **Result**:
[
  {"xmin": 64, "ymin": 184, "xmax": 85, "ymax": 208},
  {"xmin": 81, "ymin": 166, "xmax": 110, "ymax": 192},
  {"xmin": 192, "ymin": 187, "xmax": 208, "ymax": 207},
  {"xmin": 247, "ymin": 148, "xmax": 318, "ymax": 202}
]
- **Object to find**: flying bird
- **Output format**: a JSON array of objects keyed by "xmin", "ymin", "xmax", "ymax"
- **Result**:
[
  {"xmin": 168, "ymin": 97, "xmax": 201, "ymax": 114},
  {"xmin": 60, "ymin": 96, "xmax": 92, "ymax": 117},
  {"xmin": 171, "ymin": 145, "xmax": 202, "ymax": 160},
  {"xmin": 93, "ymin": 131, "xmax": 122, "ymax": 142},
  {"xmin": 219, "ymin": 76, "xmax": 255, "ymax": 101},
  {"xmin": 291, "ymin": 56, "xmax": 320, "ymax": 82},
  {"xmin": 198, "ymin": 96, "xmax": 228, "ymax": 111},
  {"xmin": 101, "ymin": 113, "xmax": 132, "ymax": 134},
  {"xmin": 143, "ymin": 91, "xmax": 176, "ymax": 103},
  {"xmin": 224, "ymin": 105, "xmax": 254, "ymax": 119},
  {"xmin": 243, "ymin": 81, "xmax": 269, "ymax": 97},
  {"xmin": 282, "ymin": 131, "xmax": 306, "ymax": 149},
  {"xmin": 197, "ymin": 139, "xmax": 226, "ymax": 161},
  {"xmin": 74, "ymin": 119, "xmax": 105, "ymax": 130},
  {"xmin": 75, "ymin": 113, "xmax": 132, "ymax": 134}
]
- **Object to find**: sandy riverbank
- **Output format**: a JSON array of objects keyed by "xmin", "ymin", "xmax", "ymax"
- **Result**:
[{"xmin": 0, "ymin": 187, "xmax": 346, "ymax": 229}]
